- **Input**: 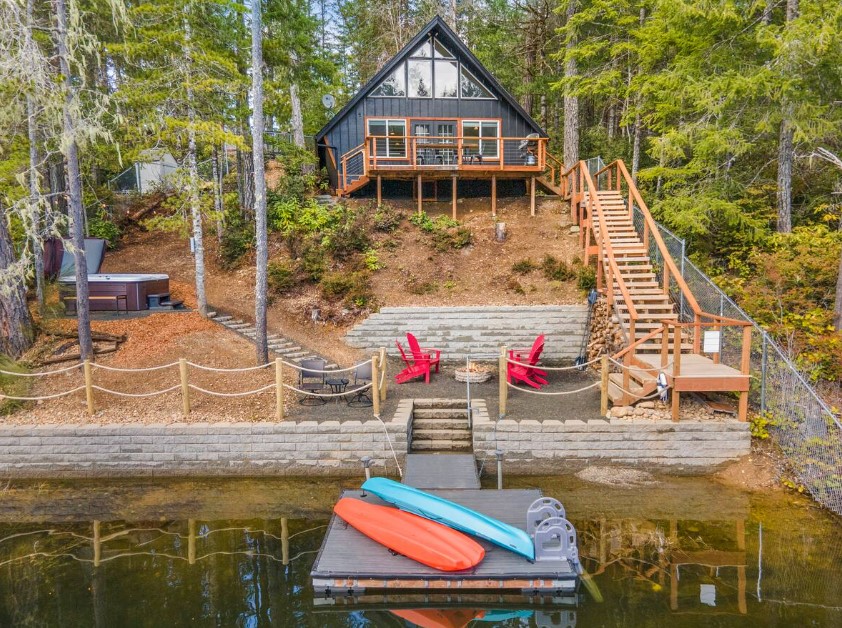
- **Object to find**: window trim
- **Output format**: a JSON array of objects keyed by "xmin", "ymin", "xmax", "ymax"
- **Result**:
[
  {"xmin": 461, "ymin": 119, "xmax": 500, "ymax": 159},
  {"xmin": 459, "ymin": 65, "xmax": 496, "ymax": 100},
  {"xmin": 366, "ymin": 118, "xmax": 408, "ymax": 159}
]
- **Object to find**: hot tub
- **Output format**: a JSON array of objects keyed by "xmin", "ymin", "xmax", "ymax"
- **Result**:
[{"xmin": 59, "ymin": 274, "xmax": 170, "ymax": 311}]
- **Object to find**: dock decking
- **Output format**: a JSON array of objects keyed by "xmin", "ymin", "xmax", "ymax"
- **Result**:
[{"xmin": 311, "ymin": 454, "xmax": 579, "ymax": 595}]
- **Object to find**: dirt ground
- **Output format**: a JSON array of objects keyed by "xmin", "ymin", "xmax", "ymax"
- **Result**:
[{"xmin": 100, "ymin": 194, "xmax": 581, "ymax": 367}]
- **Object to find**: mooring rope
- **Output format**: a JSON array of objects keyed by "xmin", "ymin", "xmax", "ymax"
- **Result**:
[
  {"xmin": 281, "ymin": 382, "xmax": 372, "ymax": 398},
  {"xmin": 506, "ymin": 381, "xmax": 602, "ymax": 396},
  {"xmin": 188, "ymin": 383, "xmax": 276, "ymax": 397},
  {"xmin": 0, "ymin": 386, "xmax": 87, "ymax": 401},
  {"xmin": 91, "ymin": 384, "xmax": 182, "ymax": 398},
  {"xmin": 506, "ymin": 355, "xmax": 603, "ymax": 370},
  {"xmin": 92, "ymin": 362, "xmax": 179, "ymax": 373},
  {"xmin": 0, "ymin": 363, "xmax": 82, "ymax": 377},
  {"xmin": 373, "ymin": 413, "xmax": 403, "ymax": 478},
  {"xmin": 185, "ymin": 362, "xmax": 271, "ymax": 373}
]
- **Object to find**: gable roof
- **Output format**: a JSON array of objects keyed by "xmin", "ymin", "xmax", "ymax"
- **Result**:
[{"xmin": 315, "ymin": 15, "xmax": 545, "ymax": 142}]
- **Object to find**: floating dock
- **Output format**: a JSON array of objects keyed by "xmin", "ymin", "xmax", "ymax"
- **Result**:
[{"xmin": 311, "ymin": 454, "xmax": 579, "ymax": 596}]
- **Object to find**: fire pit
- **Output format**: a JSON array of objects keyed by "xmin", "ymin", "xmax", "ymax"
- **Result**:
[{"xmin": 454, "ymin": 362, "xmax": 494, "ymax": 383}]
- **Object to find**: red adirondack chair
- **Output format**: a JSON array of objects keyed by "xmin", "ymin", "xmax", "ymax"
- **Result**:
[
  {"xmin": 395, "ymin": 340, "xmax": 431, "ymax": 384},
  {"xmin": 507, "ymin": 336, "xmax": 548, "ymax": 389},
  {"xmin": 509, "ymin": 334, "xmax": 548, "ymax": 383},
  {"xmin": 406, "ymin": 333, "xmax": 441, "ymax": 374}
]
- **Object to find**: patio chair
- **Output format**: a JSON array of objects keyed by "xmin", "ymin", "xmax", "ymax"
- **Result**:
[
  {"xmin": 406, "ymin": 332, "xmax": 441, "ymax": 374},
  {"xmin": 395, "ymin": 340, "xmax": 431, "ymax": 384},
  {"xmin": 346, "ymin": 361, "xmax": 373, "ymax": 407},
  {"xmin": 298, "ymin": 358, "xmax": 327, "ymax": 405},
  {"xmin": 509, "ymin": 334, "xmax": 548, "ymax": 385},
  {"xmin": 507, "ymin": 337, "xmax": 547, "ymax": 389}
]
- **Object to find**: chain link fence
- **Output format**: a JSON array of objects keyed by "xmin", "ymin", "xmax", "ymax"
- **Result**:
[{"xmin": 625, "ymin": 198, "xmax": 842, "ymax": 518}]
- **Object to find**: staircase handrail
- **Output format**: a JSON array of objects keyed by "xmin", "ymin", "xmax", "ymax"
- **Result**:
[
  {"xmin": 580, "ymin": 163, "xmax": 639, "ymax": 324},
  {"xmin": 339, "ymin": 143, "xmax": 367, "ymax": 192},
  {"xmin": 598, "ymin": 160, "xmax": 703, "ymax": 318}
]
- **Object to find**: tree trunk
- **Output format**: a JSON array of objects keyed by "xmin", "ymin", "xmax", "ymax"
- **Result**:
[
  {"xmin": 563, "ymin": 0, "xmax": 579, "ymax": 169},
  {"xmin": 212, "ymin": 147, "xmax": 224, "ymax": 242},
  {"xmin": 26, "ymin": 0, "xmax": 44, "ymax": 315},
  {"xmin": 184, "ymin": 11, "xmax": 207, "ymax": 316},
  {"xmin": 251, "ymin": 0, "xmax": 269, "ymax": 365},
  {"xmin": 631, "ymin": 113, "xmax": 642, "ymax": 183},
  {"xmin": 0, "ymin": 206, "xmax": 35, "ymax": 358},
  {"xmin": 762, "ymin": 0, "xmax": 773, "ymax": 25},
  {"xmin": 289, "ymin": 51, "xmax": 306, "ymax": 149},
  {"xmin": 56, "ymin": 0, "xmax": 93, "ymax": 360},
  {"xmin": 776, "ymin": 0, "xmax": 798, "ymax": 234}
]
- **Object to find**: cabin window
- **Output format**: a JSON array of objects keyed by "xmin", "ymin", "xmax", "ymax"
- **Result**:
[
  {"xmin": 434, "ymin": 60, "xmax": 458, "ymax": 98},
  {"xmin": 462, "ymin": 120, "xmax": 499, "ymax": 159},
  {"xmin": 434, "ymin": 38, "xmax": 455, "ymax": 59},
  {"xmin": 408, "ymin": 59, "xmax": 432, "ymax": 98},
  {"xmin": 460, "ymin": 66, "xmax": 494, "ymax": 99},
  {"xmin": 367, "ymin": 119, "xmax": 406, "ymax": 158},
  {"xmin": 371, "ymin": 62, "xmax": 406, "ymax": 97}
]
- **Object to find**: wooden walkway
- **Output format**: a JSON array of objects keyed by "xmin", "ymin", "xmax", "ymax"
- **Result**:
[{"xmin": 311, "ymin": 454, "xmax": 578, "ymax": 596}]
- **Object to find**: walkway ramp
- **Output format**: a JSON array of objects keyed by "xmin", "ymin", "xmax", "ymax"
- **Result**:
[{"xmin": 403, "ymin": 453, "xmax": 480, "ymax": 489}]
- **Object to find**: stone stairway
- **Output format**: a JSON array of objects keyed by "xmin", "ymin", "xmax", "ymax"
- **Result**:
[
  {"xmin": 347, "ymin": 305, "xmax": 588, "ymax": 360},
  {"xmin": 208, "ymin": 311, "xmax": 338, "ymax": 369},
  {"xmin": 410, "ymin": 399, "xmax": 472, "ymax": 453}
]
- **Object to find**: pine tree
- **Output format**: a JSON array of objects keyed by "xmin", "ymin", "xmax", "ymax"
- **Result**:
[{"xmin": 252, "ymin": 0, "xmax": 268, "ymax": 364}]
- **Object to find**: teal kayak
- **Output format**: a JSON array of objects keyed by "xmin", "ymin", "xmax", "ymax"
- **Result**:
[{"xmin": 362, "ymin": 477, "xmax": 535, "ymax": 560}]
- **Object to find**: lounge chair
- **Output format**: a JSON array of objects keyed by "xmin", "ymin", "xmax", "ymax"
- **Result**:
[
  {"xmin": 347, "ymin": 361, "xmax": 373, "ymax": 407},
  {"xmin": 406, "ymin": 332, "xmax": 441, "ymax": 374},
  {"xmin": 298, "ymin": 358, "xmax": 327, "ymax": 405},
  {"xmin": 395, "ymin": 340, "xmax": 431, "ymax": 384},
  {"xmin": 509, "ymin": 334, "xmax": 548, "ymax": 385},
  {"xmin": 507, "ymin": 337, "xmax": 547, "ymax": 389}
]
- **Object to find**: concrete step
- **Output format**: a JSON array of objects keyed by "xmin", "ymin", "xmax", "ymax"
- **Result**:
[
  {"xmin": 412, "ymin": 428, "xmax": 472, "ymax": 441},
  {"xmin": 413, "ymin": 399, "xmax": 469, "ymax": 409},
  {"xmin": 414, "ymin": 408, "xmax": 470, "ymax": 420},
  {"xmin": 413, "ymin": 418, "xmax": 470, "ymax": 430},
  {"xmin": 411, "ymin": 440, "xmax": 473, "ymax": 452},
  {"xmin": 213, "ymin": 315, "xmax": 233, "ymax": 322}
]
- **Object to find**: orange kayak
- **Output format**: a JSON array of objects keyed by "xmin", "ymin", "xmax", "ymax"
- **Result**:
[
  {"xmin": 333, "ymin": 497, "xmax": 485, "ymax": 572},
  {"xmin": 390, "ymin": 609, "xmax": 482, "ymax": 628}
]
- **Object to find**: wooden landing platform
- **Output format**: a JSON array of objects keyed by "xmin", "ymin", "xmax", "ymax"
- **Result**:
[
  {"xmin": 404, "ymin": 453, "xmax": 480, "ymax": 489},
  {"xmin": 637, "ymin": 353, "xmax": 750, "ymax": 392},
  {"xmin": 312, "ymin": 454, "xmax": 577, "ymax": 596}
]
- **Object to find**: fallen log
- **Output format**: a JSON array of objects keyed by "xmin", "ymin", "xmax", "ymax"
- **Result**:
[
  {"xmin": 40, "ymin": 344, "xmax": 119, "ymax": 365},
  {"xmin": 48, "ymin": 331, "xmax": 127, "ymax": 343}
]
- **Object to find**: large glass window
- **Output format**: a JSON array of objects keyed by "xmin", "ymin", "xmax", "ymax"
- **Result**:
[
  {"xmin": 461, "ymin": 120, "xmax": 499, "ymax": 159},
  {"xmin": 434, "ymin": 60, "xmax": 458, "ymax": 98},
  {"xmin": 460, "ymin": 66, "xmax": 494, "ymax": 99},
  {"xmin": 367, "ymin": 119, "xmax": 406, "ymax": 157},
  {"xmin": 408, "ymin": 59, "xmax": 432, "ymax": 98},
  {"xmin": 371, "ymin": 62, "xmax": 406, "ymax": 97}
]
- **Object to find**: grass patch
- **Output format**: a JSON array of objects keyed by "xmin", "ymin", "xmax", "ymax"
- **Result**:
[
  {"xmin": 511, "ymin": 258, "xmax": 538, "ymax": 274},
  {"xmin": 541, "ymin": 254, "xmax": 575, "ymax": 281}
]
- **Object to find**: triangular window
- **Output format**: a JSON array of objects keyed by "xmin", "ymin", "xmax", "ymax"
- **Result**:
[
  {"xmin": 433, "ymin": 38, "xmax": 455, "ymax": 59},
  {"xmin": 371, "ymin": 62, "xmax": 406, "ymax": 97},
  {"xmin": 410, "ymin": 40, "xmax": 432, "ymax": 58},
  {"xmin": 460, "ymin": 65, "xmax": 494, "ymax": 99}
]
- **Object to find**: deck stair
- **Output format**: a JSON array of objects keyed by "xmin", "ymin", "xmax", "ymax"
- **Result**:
[
  {"xmin": 209, "ymin": 311, "xmax": 338, "ymax": 369},
  {"xmin": 410, "ymin": 399, "xmax": 472, "ymax": 453},
  {"xmin": 569, "ymin": 159, "xmax": 753, "ymax": 421}
]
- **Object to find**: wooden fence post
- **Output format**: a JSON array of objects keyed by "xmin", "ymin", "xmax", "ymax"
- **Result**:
[
  {"xmin": 275, "ymin": 358, "xmax": 284, "ymax": 421},
  {"xmin": 379, "ymin": 347, "xmax": 387, "ymax": 402},
  {"xmin": 498, "ymin": 346, "xmax": 508, "ymax": 417},
  {"xmin": 83, "ymin": 359, "xmax": 94, "ymax": 416},
  {"xmin": 600, "ymin": 354, "xmax": 609, "ymax": 417},
  {"xmin": 371, "ymin": 354, "xmax": 380, "ymax": 416},
  {"xmin": 179, "ymin": 358, "xmax": 190, "ymax": 417}
]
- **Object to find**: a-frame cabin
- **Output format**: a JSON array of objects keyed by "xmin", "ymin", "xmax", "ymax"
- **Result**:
[{"xmin": 315, "ymin": 16, "xmax": 564, "ymax": 214}]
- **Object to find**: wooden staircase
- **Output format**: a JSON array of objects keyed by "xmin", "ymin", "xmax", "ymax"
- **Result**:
[{"xmin": 568, "ymin": 160, "xmax": 753, "ymax": 421}]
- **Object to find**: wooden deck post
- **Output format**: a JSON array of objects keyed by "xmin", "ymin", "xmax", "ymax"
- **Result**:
[
  {"xmin": 530, "ymin": 176, "xmax": 536, "ymax": 216},
  {"xmin": 93, "ymin": 520, "xmax": 101, "ymax": 568},
  {"xmin": 281, "ymin": 517, "xmax": 290, "ymax": 566},
  {"xmin": 451, "ymin": 176, "xmax": 457, "ymax": 220},
  {"xmin": 275, "ymin": 358, "xmax": 284, "ymax": 421},
  {"xmin": 672, "ymin": 331, "xmax": 682, "ymax": 422},
  {"xmin": 498, "ymin": 346, "xmax": 508, "ymax": 417},
  {"xmin": 179, "ymin": 358, "xmax": 190, "ymax": 417},
  {"xmin": 738, "ymin": 325, "xmax": 752, "ymax": 422},
  {"xmin": 371, "ymin": 354, "xmax": 380, "ymax": 416},
  {"xmin": 376, "ymin": 175, "xmax": 382, "ymax": 206},
  {"xmin": 736, "ymin": 519, "xmax": 747, "ymax": 614},
  {"xmin": 600, "ymin": 355, "xmax": 609, "ymax": 417},
  {"xmin": 491, "ymin": 175, "xmax": 497, "ymax": 217},
  {"xmin": 379, "ymin": 347, "xmax": 387, "ymax": 402},
  {"xmin": 83, "ymin": 359, "xmax": 94, "ymax": 416},
  {"xmin": 188, "ymin": 518, "xmax": 196, "ymax": 565},
  {"xmin": 417, "ymin": 175, "xmax": 422, "ymax": 214}
]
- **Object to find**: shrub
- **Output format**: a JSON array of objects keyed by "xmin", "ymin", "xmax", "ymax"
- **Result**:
[
  {"xmin": 86, "ymin": 210, "xmax": 121, "ymax": 249},
  {"xmin": 541, "ymin": 254, "xmax": 575, "ymax": 281},
  {"xmin": 506, "ymin": 276, "xmax": 526, "ymax": 295},
  {"xmin": 327, "ymin": 205, "xmax": 372, "ymax": 259},
  {"xmin": 577, "ymin": 265, "xmax": 597, "ymax": 291},
  {"xmin": 297, "ymin": 241, "xmax": 327, "ymax": 282},
  {"xmin": 320, "ymin": 271, "xmax": 374, "ymax": 308},
  {"xmin": 512, "ymin": 258, "xmax": 537, "ymax": 274},
  {"xmin": 267, "ymin": 260, "xmax": 297, "ymax": 295},
  {"xmin": 219, "ymin": 211, "xmax": 252, "ymax": 269},
  {"xmin": 373, "ymin": 203, "xmax": 405, "ymax": 232},
  {"xmin": 363, "ymin": 248, "xmax": 383, "ymax": 271}
]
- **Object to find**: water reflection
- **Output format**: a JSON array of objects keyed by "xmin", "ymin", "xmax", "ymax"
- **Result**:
[{"xmin": 0, "ymin": 477, "xmax": 840, "ymax": 627}]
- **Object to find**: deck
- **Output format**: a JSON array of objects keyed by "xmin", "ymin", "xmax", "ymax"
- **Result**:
[
  {"xmin": 311, "ymin": 454, "xmax": 579, "ymax": 596},
  {"xmin": 637, "ymin": 353, "xmax": 750, "ymax": 392}
]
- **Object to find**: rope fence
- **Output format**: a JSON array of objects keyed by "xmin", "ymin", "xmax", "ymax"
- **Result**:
[{"xmin": 0, "ymin": 354, "xmax": 387, "ymax": 420}]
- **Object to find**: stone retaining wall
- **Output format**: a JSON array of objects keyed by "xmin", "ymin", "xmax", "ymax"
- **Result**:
[
  {"xmin": 0, "ymin": 418, "xmax": 410, "ymax": 478},
  {"xmin": 472, "ymin": 411, "xmax": 750, "ymax": 472},
  {"xmin": 346, "ymin": 305, "xmax": 589, "ymax": 360}
]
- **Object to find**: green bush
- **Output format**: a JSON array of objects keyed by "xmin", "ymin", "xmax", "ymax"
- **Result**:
[
  {"xmin": 541, "ymin": 254, "xmax": 575, "ymax": 281},
  {"xmin": 577, "ymin": 265, "xmax": 597, "ymax": 291},
  {"xmin": 320, "ymin": 271, "xmax": 374, "ymax": 308},
  {"xmin": 297, "ymin": 241, "xmax": 327, "ymax": 282},
  {"xmin": 219, "ymin": 211, "xmax": 252, "ymax": 269},
  {"xmin": 363, "ymin": 248, "xmax": 383, "ymax": 271},
  {"xmin": 327, "ymin": 205, "xmax": 372, "ymax": 260},
  {"xmin": 512, "ymin": 258, "xmax": 537, "ymax": 274},
  {"xmin": 373, "ymin": 203, "xmax": 405, "ymax": 232},
  {"xmin": 267, "ymin": 260, "xmax": 297, "ymax": 295},
  {"xmin": 86, "ymin": 210, "xmax": 121, "ymax": 249},
  {"xmin": 271, "ymin": 142, "xmax": 318, "ymax": 200}
]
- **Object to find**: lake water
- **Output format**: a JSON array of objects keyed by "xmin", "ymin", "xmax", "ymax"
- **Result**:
[{"xmin": 0, "ymin": 474, "xmax": 840, "ymax": 627}]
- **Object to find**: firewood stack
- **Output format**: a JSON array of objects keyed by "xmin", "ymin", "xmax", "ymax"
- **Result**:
[{"xmin": 586, "ymin": 296, "xmax": 625, "ymax": 363}]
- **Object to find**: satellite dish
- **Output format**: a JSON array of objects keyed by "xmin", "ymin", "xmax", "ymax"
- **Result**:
[{"xmin": 321, "ymin": 94, "xmax": 336, "ymax": 109}]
